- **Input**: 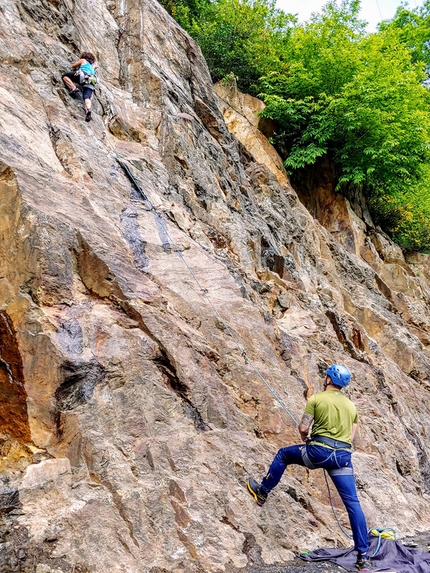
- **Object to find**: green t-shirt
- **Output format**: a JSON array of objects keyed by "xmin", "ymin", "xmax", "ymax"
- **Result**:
[{"xmin": 304, "ymin": 390, "xmax": 358, "ymax": 444}]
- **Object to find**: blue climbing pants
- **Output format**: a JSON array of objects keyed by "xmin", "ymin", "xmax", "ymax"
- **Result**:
[{"xmin": 260, "ymin": 444, "xmax": 369, "ymax": 554}]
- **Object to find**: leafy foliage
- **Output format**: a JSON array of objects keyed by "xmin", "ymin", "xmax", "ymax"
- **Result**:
[
  {"xmin": 158, "ymin": 0, "xmax": 210, "ymax": 28},
  {"xmin": 379, "ymin": 0, "xmax": 430, "ymax": 69},
  {"xmin": 370, "ymin": 187, "xmax": 430, "ymax": 252},
  {"xmin": 259, "ymin": 8, "xmax": 430, "ymax": 182},
  {"xmin": 160, "ymin": 0, "xmax": 295, "ymax": 92}
]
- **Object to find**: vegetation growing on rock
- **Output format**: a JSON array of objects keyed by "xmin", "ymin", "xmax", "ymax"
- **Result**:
[{"xmin": 160, "ymin": 0, "xmax": 430, "ymax": 252}]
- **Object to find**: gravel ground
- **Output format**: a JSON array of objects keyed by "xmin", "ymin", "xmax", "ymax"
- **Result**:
[
  {"xmin": 237, "ymin": 532, "xmax": 430, "ymax": 573},
  {"xmin": 239, "ymin": 559, "xmax": 344, "ymax": 573}
]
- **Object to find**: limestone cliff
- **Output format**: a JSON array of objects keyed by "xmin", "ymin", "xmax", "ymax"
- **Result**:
[{"xmin": 1, "ymin": 1, "xmax": 430, "ymax": 572}]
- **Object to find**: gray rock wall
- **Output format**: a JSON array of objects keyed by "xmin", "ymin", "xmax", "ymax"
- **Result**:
[{"xmin": 1, "ymin": 1, "xmax": 430, "ymax": 571}]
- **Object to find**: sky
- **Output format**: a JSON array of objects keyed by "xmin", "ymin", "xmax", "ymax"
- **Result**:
[{"xmin": 276, "ymin": 0, "xmax": 424, "ymax": 32}]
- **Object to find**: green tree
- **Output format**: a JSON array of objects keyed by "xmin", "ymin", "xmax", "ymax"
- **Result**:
[{"xmin": 258, "ymin": 1, "xmax": 430, "ymax": 249}]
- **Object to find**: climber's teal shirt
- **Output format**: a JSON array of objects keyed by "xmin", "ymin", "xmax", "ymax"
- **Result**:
[{"xmin": 79, "ymin": 61, "xmax": 95, "ymax": 76}]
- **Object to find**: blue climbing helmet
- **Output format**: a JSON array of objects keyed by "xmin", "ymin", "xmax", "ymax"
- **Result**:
[{"xmin": 326, "ymin": 364, "xmax": 351, "ymax": 387}]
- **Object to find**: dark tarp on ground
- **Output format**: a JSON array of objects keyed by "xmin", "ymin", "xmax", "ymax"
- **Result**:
[{"xmin": 300, "ymin": 535, "xmax": 430, "ymax": 572}]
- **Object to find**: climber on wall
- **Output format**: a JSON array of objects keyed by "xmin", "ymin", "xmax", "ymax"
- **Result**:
[
  {"xmin": 62, "ymin": 52, "xmax": 98, "ymax": 122},
  {"xmin": 247, "ymin": 364, "xmax": 371, "ymax": 572}
]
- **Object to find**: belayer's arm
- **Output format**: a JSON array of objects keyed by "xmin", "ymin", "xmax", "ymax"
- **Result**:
[
  {"xmin": 298, "ymin": 413, "xmax": 314, "ymax": 442},
  {"xmin": 351, "ymin": 422, "xmax": 358, "ymax": 442}
]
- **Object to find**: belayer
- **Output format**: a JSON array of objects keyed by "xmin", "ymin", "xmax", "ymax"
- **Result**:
[
  {"xmin": 247, "ymin": 364, "xmax": 371, "ymax": 572},
  {"xmin": 62, "ymin": 52, "xmax": 98, "ymax": 122}
]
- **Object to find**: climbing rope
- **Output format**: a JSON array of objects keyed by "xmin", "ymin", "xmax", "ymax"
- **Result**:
[
  {"xmin": 323, "ymin": 468, "xmax": 353, "ymax": 540},
  {"xmin": 116, "ymin": 158, "xmax": 369, "ymax": 543},
  {"xmin": 83, "ymin": 0, "xmax": 393, "ymax": 545},
  {"xmin": 116, "ymin": 158, "xmax": 355, "ymax": 537},
  {"xmin": 116, "ymin": 158, "xmax": 362, "ymax": 540},
  {"xmin": 374, "ymin": 0, "xmax": 383, "ymax": 21},
  {"xmin": 369, "ymin": 528, "xmax": 397, "ymax": 557},
  {"xmin": 84, "ymin": 89, "xmax": 400, "ymax": 563}
]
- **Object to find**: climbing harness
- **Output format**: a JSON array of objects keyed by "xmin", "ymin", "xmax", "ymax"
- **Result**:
[
  {"xmin": 75, "ymin": 69, "xmax": 98, "ymax": 86},
  {"xmin": 308, "ymin": 435, "xmax": 352, "ymax": 450}
]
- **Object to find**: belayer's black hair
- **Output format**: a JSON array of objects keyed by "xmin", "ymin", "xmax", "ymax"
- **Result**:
[{"xmin": 80, "ymin": 52, "xmax": 96, "ymax": 64}]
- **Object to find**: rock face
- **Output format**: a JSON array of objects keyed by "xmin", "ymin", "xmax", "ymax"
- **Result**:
[
  {"xmin": 1, "ymin": 1, "xmax": 430, "ymax": 572},
  {"xmin": 214, "ymin": 80, "xmax": 288, "ymax": 187}
]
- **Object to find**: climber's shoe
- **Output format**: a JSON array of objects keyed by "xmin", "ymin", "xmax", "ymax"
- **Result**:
[
  {"xmin": 355, "ymin": 553, "xmax": 372, "ymax": 571},
  {"xmin": 247, "ymin": 477, "xmax": 267, "ymax": 506},
  {"xmin": 69, "ymin": 88, "xmax": 80, "ymax": 97},
  {"xmin": 85, "ymin": 110, "xmax": 92, "ymax": 122}
]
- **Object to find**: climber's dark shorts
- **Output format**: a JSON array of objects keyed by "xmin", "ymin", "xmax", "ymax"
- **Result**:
[{"xmin": 62, "ymin": 71, "xmax": 94, "ymax": 100}]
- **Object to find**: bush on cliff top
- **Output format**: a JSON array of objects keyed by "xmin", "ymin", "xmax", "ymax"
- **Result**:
[
  {"xmin": 159, "ymin": 0, "xmax": 430, "ymax": 252},
  {"xmin": 160, "ymin": 0, "xmax": 295, "ymax": 93}
]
